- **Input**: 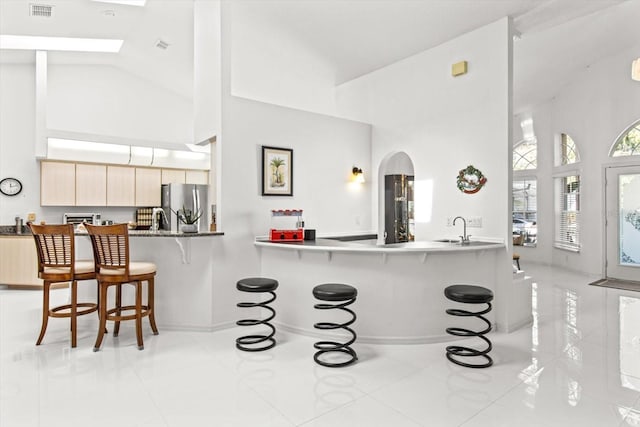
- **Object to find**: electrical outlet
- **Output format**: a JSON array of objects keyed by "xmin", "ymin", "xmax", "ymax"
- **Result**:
[
  {"xmin": 27, "ymin": 212, "xmax": 36, "ymax": 222},
  {"xmin": 467, "ymin": 216, "xmax": 483, "ymax": 227},
  {"xmin": 447, "ymin": 216, "xmax": 453, "ymax": 226}
]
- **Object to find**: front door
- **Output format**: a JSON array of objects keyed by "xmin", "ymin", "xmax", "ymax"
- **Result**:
[{"xmin": 605, "ymin": 165, "xmax": 640, "ymax": 281}]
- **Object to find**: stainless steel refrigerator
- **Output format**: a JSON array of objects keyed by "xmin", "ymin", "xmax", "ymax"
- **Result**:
[{"xmin": 161, "ymin": 183, "xmax": 209, "ymax": 232}]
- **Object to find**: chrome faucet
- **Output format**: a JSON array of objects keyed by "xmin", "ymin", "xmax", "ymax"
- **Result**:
[
  {"xmin": 453, "ymin": 216, "xmax": 471, "ymax": 245},
  {"xmin": 151, "ymin": 208, "xmax": 168, "ymax": 232}
]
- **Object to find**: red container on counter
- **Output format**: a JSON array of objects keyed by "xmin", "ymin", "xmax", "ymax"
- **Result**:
[{"xmin": 269, "ymin": 229, "xmax": 304, "ymax": 242}]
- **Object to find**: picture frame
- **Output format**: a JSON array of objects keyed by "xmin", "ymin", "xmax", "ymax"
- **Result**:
[{"xmin": 262, "ymin": 146, "xmax": 293, "ymax": 196}]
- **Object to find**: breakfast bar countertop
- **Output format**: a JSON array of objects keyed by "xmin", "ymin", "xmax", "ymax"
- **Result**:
[{"xmin": 255, "ymin": 236, "xmax": 504, "ymax": 254}]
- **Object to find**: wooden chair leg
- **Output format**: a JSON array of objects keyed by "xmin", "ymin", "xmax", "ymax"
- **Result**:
[
  {"xmin": 114, "ymin": 284, "xmax": 122, "ymax": 337},
  {"xmin": 36, "ymin": 282, "xmax": 51, "ymax": 345},
  {"xmin": 147, "ymin": 278, "xmax": 159, "ymax": 335},
  {"xmin": 97, "ymin": 282, "xmax": 107, "ymax": 334},
  {"xmin": 93, "ymin": 284, "xmax": 108, "ymax": 352},
  {"xmin": 135, "ymin": 281, "xmax": 144, "ymax": 350},
  {"xmin": 71, "ymin": 280, "xmax": 78, "ymax": 348}
]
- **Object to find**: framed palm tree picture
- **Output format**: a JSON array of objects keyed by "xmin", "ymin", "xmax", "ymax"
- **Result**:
[{"xmin": 262, "ymin": 146, "xmax": 293, "ymax": 196}]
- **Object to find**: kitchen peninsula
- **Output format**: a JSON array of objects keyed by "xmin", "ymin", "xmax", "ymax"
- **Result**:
[
  {"xmin": 256, "ymin": 236, "xmax": 528, "ymax": 343},
  {"xmin": 1, "ymin": 227, "xmax": 224, "ymax": 331}
]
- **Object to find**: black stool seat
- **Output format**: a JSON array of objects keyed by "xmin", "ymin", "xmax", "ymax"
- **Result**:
[
  {"xmin": 236, "ymin": 277, "xmax": 278, "ymax": 352},
  {"xmin": 444, "ymin": 285, "xmax": 493, "ymax": 304},
  {"xmin": 444, "ymin": 283, "xmax": 494, "ymax": 368},
  {"xmin": 237, "ymin": 277, "xmax": 278, "ymax": 292},
  {"xmin": 312, "ymin": 283, "xmax": 358, "ymax": 367},
  {"xmin": 313, "ymin": 283, "xmax": 357, "ymax": 301}
]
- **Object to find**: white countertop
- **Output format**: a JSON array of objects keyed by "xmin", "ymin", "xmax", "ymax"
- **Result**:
[{"xmin": 255, "ymin": 237, "xmax": 505, "ymax": 254}]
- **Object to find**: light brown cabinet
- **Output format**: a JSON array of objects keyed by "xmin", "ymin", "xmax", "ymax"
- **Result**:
[
  {"xmin": 186, "ymin": 170, "xmax": 209, "ymax": 185},
  {"xmin": 76, "ymin": 164, "xmax": 107, "ymax": 206},
  {"xmin": 0, "ymin": 237, "xmax": 41, "ymax": 287},
  {"xmin": 135, "ymin": 168, "xmax": 161, "ymax": 206},
  {"xmin": 107, "ymin": 165, "xmax": 135, "ymax": 206},
  {"xmin": 41, "ymin": 161, "xmax": 207, "ymax": 207},
  {"xmin": 41, "ymin": 161, "xmax": 75, "ymax": 206},
  {"xmin": 161, "ymin": 169, "xmax": 186, "ymax": 184}
]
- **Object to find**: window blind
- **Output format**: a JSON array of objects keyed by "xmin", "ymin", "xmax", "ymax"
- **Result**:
[{"xmin": 555, "ymin": 175, "xmax": 580, "ymax": 251}]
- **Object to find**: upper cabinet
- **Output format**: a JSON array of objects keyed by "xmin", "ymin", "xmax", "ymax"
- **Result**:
[
  {"xmin": 41, "ymin": 161, "xmax": 75, "ymax": 206},
  {"xmin": 161, "ymin": 169, "xmax": 186, "ymax": 185},
  {"xmin": 186, "ymin": 170, "xmax": 209, "ymax": 185},
  {"xmin": 40, "ymin": 161, "xmax": 208, "ymax": 207},
  {"xmin": 135, "ymin": 168, "xmax": 161, "ymax": 207},
  {"xmin": 107, "ymin": 165, "xmax": 135, "ymax": 206},
  {"xmin": 76, "ymin": 164, "xmax": 107, "ymax": 206}
]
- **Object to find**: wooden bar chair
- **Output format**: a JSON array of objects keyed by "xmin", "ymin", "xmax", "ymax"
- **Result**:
[
  {"xmin": 28, "ymin": 223, "xmax": 98, "ymax": 348},
  {"xmin": 85, "ymin": 223, "xmax": 158, "ymax": 351}
]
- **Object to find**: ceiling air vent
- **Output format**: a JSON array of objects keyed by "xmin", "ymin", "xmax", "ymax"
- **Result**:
[
  {"xmin": 155, "ymin": 39, "xmax": 169, "ymax": 50},
  {"xmin": 30, "ymin": 4, "xmax": 53, "ymax": 17}
]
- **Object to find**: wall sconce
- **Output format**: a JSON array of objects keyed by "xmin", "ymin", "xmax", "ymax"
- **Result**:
[
  {"xmin": 352, "ymin": 167, "xmax": 365, "ymax": 184},
  {"xmin": 633, "ymin": 58, "xmax": 640, "ymax": 82}
]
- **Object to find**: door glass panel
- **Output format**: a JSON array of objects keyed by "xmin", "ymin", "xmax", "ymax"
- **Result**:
[{"xmin": 619, "ymin": 173, "xmax": 640, "ymax": 266}]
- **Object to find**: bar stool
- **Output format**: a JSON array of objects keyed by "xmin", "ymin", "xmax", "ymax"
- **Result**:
[
  {"xmin": 28, "ymin": 223, "xmax": 98, "ymax": 348},
  {"xmin": 85, "ymin": 223, "xmax": 158, "ymax": 351},
  {"xmin": 236, "ymin": 277, "xmax": 278, "ymax": 352},
  {"xmin": 312, "ymin": 283, "xmax": 358, "ymax": 367},
  {"xmin": 513, "ymin": 253, "xmax": 521, "ymax": 270},
  {"xmin": 444, "ymin": 284, "xmax": 493, "ymax": 368}
]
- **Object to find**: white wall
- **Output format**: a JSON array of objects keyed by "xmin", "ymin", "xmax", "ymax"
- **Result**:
[
  {"xmin": 0, "ymin": 62, "xmax": 196, "ymax": 225},
  {"xmin": 194, "ymin": 0, "xmax": 221, "ymax": 144},
  {"xmin": 0, "ymin": 65, "xmax": 38, "ymax": 224},
  {"xmin": 47, "ymin": 64, "xmax": 193, "ymax": 145},
  {"xmin": 208, "ymin": 2, "xmax": 372, "ymax": 327},
  {"xmin": 336, "ymin": 18, "xmax": 513, "ymax": 243},
  {"xmin": 229, "ymin": 1, "xmax": 339, "ymax": 118},
  {"xmin": 527, "ymin": 45, "xmax": 640, "ymax": 275}
]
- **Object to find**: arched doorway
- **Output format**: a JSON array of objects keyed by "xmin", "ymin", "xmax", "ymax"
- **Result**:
[{"xmin": 377, "ymin": 151, "xmax": 415, "ymax": 244}]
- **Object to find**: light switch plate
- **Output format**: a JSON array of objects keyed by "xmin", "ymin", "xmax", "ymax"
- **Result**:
[{"xmin": 467, "ymin": 216, "xmax": 482, "ymax": 227}]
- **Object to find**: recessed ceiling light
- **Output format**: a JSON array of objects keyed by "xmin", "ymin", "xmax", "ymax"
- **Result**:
[
  {"xmin": 0, "ymin": 35, "xmax": 123, "ymax": 52},
  {"xmin": 91, "ymin": 0, "xmax": 146, "ymax": 6}
]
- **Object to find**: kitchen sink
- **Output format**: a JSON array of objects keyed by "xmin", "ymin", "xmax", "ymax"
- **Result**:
[{"xmin": 433, "ymin": 239, "xmax": 500, "ymax": 246}]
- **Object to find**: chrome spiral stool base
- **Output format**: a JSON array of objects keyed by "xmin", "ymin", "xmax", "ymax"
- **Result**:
[
  {"xmin": 313, "ymin": 283, "xmax": 358, "ymax": 368},
  {"xmin": 444, "ymin": 284, "xmax": 494, "ymax": 368},
  {"xmin": 236, "ymin": 277, "xmax": 278, "ymax": 352}
]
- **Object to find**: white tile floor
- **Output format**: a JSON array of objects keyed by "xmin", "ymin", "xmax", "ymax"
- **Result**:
[{"xmin": 1, "ymin": 263, "xmax": 639, "ymax": 427}]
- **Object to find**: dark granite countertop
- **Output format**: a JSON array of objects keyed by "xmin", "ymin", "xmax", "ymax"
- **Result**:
[
  {"xmin": 0, "ymin": 225, "xmax": 223, "ymax": 238},
  {"xmin": 0, "ymin": 225, "xmax": 30, "ymax": 236}
]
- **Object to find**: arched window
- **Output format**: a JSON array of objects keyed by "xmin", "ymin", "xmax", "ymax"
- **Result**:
[
  {"xmin": 559, "ymin": 133, "xmax": 580, "ymax": 165},
  {"xmin": 610, "ymin": 120, "xmax": 640, "ymax": 157},
  {"xmin": 513, "ymin": 140, "xmax": 537, "ymax": 171}
]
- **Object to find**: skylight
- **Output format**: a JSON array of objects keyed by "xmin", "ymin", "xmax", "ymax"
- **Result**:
[
  {"xmin": 0, "ymin": 35, "xmax": 123, "ymax": 53},
  {"xmin": 91, "ymin": 0, "xmax": 147, "ymax": 6}
]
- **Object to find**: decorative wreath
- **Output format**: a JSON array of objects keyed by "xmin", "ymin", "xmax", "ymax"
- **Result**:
[{"xmin": 456, "ymin": 165, "xmax": 487, "ymax": 194}]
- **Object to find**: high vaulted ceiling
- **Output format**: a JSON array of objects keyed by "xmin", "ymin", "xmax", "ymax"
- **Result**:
[{"xmin": 1, "ymin": 0, "xmax": 638, "ymax": 114}]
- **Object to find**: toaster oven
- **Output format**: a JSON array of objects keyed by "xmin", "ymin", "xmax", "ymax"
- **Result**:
[{"xmin": 63, "ymin": 212, "xmax": 102, "ymax": 229}]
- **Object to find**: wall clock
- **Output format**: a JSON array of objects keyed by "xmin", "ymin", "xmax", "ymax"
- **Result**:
[{"xmin": 0, "ymin": 177, "xmax": 23, "ymax": 196}]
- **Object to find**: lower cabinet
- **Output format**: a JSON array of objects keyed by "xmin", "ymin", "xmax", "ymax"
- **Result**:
[{"xmin": 0, "ymin": 237, "xmax": 42, "ymax": 287}]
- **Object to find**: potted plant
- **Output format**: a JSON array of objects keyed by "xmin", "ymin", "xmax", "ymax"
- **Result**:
[{"xmin": 172, "ymin": 205, "xmax": 203, "ymax": 233}]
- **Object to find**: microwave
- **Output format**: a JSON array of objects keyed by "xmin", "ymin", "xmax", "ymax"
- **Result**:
[{"xmin": 63, "ymin": 213, "xmax": 101, "ymax": 228}]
